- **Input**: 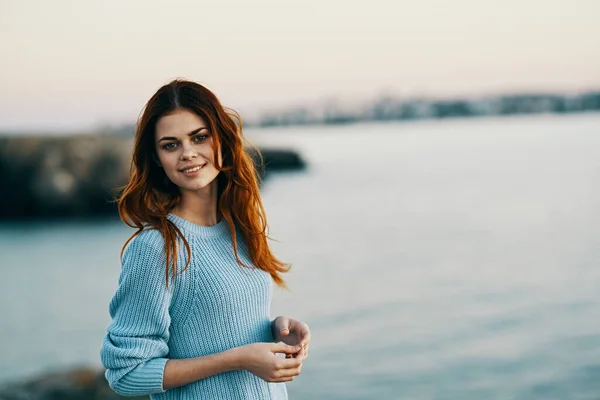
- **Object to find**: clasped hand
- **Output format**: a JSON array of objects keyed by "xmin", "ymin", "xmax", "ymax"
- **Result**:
[
  {"xmin": 238, "ymin": 316, "xmax": 311, "ymax": 383},
  {"xmin": 239, "ymin": 342, "xmax": 306, "ymax": 383},
  {"xmin": 271, "ymin": 316, "xmax": 311, "ymax": 359}
]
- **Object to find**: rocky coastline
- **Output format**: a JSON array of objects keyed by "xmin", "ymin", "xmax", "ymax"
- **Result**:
[
  {"xmin": 0, "ymin": 135, "xmax": 305, "ymax": 219},
  {"xmin": 0, "ymin": 367, "xmax": 147, "ymax": 400}
]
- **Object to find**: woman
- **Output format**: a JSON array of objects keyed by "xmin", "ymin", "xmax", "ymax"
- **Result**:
[{"xmin": 100, "ymin": 79, "xmax": 310, "ymax": 399}]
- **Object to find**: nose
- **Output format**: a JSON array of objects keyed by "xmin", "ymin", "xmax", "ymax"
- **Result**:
[{"xmin": 179, "ymin": 141, "xmax": 198, "ymax": 161}]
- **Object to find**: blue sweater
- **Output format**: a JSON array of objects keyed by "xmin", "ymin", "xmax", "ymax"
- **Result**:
[{"xmin": 100, "ymin": 213, "xmax": 288, "ymax": 399}]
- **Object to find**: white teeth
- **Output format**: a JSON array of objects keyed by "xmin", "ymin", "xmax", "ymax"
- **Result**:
[{"xmin": 182, "ymin": 166, "xmax": 202, "ymax": 173}]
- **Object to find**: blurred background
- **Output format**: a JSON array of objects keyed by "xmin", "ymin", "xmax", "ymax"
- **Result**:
[{"xmin": 1, "ymin": 0, "xmax": 600, "ymax": 399}]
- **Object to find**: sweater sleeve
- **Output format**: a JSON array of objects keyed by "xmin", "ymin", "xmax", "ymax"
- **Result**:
[{"xmin": 100, "ymin": 232, "xmax": 172, "ymax": 397}]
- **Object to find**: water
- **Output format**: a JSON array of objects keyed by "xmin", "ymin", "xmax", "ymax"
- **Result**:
[{"xmin": 1, "ymin": 114, "xmax": 600, "ymax": 399}]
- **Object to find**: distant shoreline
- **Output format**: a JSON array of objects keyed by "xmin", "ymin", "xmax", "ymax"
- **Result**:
[
  {"xmin": 251, "ymin": 90, "xmax": 600, "ymax": 128},
  {"xmin": 2, "ymin": 90, "xmax": 599, "ymax": 137}
]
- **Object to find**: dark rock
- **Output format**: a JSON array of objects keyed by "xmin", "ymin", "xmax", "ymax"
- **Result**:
[
  {"xmin": 0, "ymin": 367, "xmax": 147, "ymax": 400},
  {"xmin": 0, "ymin": 134, "xmax": 305, "ymax": 219},
  {"xmin": 248, "ymin": 147, "xmax": 307, "ymax": 176}
]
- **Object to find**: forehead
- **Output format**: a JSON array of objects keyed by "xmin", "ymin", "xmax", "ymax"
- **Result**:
[{"xmin": 155, "ymin": 109, "xmax": 207, "ymax": 139}]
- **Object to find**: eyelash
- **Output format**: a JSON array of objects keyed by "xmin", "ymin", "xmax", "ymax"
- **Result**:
[{"xmin": 161, "ymin": 134, "xmax": 208, "ymax": 150}]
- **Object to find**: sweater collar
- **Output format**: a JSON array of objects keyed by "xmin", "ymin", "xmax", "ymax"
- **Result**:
[{"xmin": 167, "ymin": 213, "xmax": 229, "ymax": 237}]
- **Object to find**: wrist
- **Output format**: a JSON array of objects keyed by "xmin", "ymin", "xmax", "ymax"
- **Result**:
[{"xmin": 227, "ymin": 345, "xmax": 247, "ymax": 371}]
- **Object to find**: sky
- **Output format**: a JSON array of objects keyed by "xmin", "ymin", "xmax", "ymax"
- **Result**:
[{"xmin": 1, "ymin": 0, "xmax": 599, "ymax": 131}]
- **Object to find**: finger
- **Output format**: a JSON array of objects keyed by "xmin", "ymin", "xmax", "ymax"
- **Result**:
[
  {"xmin": 275, "ymin": 368, "xmax": 300, "ymax": 380},
  {"xmin": 277, "ymin": 316, "xmax": 291, "ymax": 336},
  {"xmin": 279, "ymin": 354, "xmax": 303, "ymax": 369},
  {"xmin": 274, "ymin": 364, "xmax": 303, "ymax": 378},
  {"xmin": 289, "ymin": 344, "xmax": 307, "ymax": 359},
  {"xmin": 271, "ymin": 341, "xmax": 301, "ymax": 355},
  {"xmin": 298, "ymin": 326, "xmax": 311, "ymax": 347},
  {"xmin": 291, "ymin": 346, "xmax": 307, "ymax": 361},
  {"xmin": 301, "ymin": 344, "xmax": 309, "ymax": 359},
  {"xmin": 270, "ymin": 376, "xmax": 295, "ymax": 383},
  {"xmin": 290, "ymin": 321, "xmax": 310, "ymax": 346}
]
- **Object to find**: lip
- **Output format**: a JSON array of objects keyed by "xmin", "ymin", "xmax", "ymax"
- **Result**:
[
  {"xmin": 178, "ymin": 164, "xmax": 206, "ymax": 172},
  {"xmin": 178, "ymin": 164, "xmax": 206, "ymax": 174}
]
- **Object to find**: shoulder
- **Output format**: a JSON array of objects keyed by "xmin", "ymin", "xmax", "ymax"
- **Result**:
[
  {"xmin": 128, "ymin": 226, "xmax": 165, "ymax": 249},
  {"xmin": 122, "ymin": 227, "xmax": 166, "ymax": 269},
  {"xmin": 122, "ymin": 226, "xmax": 192, "ymax": 276}
]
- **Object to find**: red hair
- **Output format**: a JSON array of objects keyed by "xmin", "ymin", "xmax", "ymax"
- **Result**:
[{"xmin": 118, "ymin": 79, "xmax": 289, "ymax": 287}]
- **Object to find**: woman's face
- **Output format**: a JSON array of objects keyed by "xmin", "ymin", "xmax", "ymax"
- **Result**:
[{"xmin": 154, "ymin": 109, "xmax": 222, "ymax": 194}]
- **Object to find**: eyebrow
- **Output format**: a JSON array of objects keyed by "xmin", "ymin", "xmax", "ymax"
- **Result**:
[{"xmin": 158, "ymin": 127, "xmax": 208, "ymax": 143}]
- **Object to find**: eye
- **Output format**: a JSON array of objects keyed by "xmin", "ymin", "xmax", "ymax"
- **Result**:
[
  {"xmin": 162, "ymin": 142, "xmax": 177, "ymax": 150},
  {"xmin": 192, "ymin": 134, "xmax": 208, "ymax": 143}
]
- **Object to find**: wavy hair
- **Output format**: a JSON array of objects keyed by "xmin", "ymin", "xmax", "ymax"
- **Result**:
[{"xmin": 118, "ymin": 79, "xmax": 290, "ymax": 287}]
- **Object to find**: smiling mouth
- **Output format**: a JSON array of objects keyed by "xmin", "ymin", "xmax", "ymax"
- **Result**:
[{"xmin": 179, "ymin": 164, "xmax": 206, "ymax": 173}]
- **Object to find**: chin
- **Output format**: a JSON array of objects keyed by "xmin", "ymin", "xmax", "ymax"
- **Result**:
[
  {"xmin": 178, "ymin": 178, "xmax": 219, "ymax": 192},
  {"xmin": 166, "ymin": 169, "xmax": 220, "ymax": 192},
  {"xmin": 186, "ymin": 183, "xmax": 213, "ymax": 192}
]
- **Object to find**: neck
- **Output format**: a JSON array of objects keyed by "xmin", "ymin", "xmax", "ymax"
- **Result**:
[{"xmin": 173, "ymin": 181, "xmax": 220, "ymax": 226}]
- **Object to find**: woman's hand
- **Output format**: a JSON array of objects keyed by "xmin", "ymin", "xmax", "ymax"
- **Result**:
[
  {"xmin": 272, "ymin": 316, "xmax": 311, "ymax": 358},
  {"xmin": 236, "ymin": 342, "xmax": 305, "ymax": 382}
]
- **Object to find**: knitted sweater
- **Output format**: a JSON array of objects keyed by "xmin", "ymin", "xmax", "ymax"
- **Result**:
[{"xmin": 100, "ymin": 213, "xmax": 288, "ymax": 399}]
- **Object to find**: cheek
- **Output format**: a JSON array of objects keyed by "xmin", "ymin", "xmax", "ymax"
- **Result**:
[
  {"xmin": 157, "ymin": 154, "xmax": 182, "ymax": 181},
  {"xmin": 157, "ymin": 150, "xmax": 176, "ymax": 168}
]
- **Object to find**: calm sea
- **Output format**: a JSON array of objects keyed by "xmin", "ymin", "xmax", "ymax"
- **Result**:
[{"xmin": 1, "ymin": 114, "xmax": 600, "ymax": 399}]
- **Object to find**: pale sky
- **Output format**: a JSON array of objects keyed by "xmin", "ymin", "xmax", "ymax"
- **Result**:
[{"xmin": 1, "ymin": 0, "xmax": 599, "ymax": 131}]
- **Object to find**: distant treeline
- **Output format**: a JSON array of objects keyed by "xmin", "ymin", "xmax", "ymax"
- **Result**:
[{"xmin": 254, "ymin": 91, "xmax": 600, "ymax": 127}]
